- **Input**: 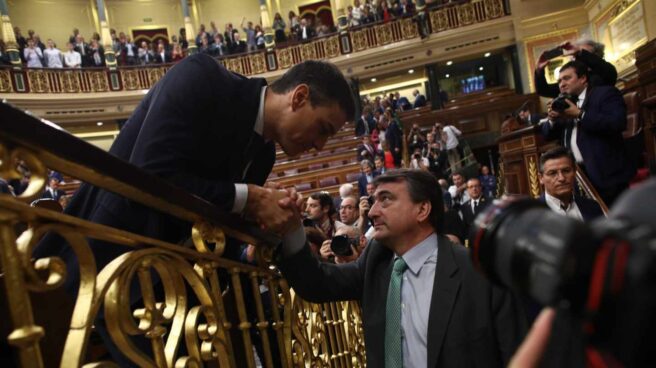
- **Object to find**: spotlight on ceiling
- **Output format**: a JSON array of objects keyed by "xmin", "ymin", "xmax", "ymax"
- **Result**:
[
  {"xmin": 371, "ymin": 78, "xmax": 377, "ymax": 82},
  {"xmin": 408, "ymin": 69, "xmax": 414, "ymax": 74},
  {"xmin": 446, "ymin": 61, "xmax": 453, "ymax": 66},
  {"xmin": 484, "ymin": 52, "xmax": 491, "ymax": 57}
]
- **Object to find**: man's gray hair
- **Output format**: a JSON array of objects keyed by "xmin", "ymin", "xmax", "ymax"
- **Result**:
[
  {"xmin": 575, "ymin": 37, "xmax": 605, "ymax": 58},
  {"xmin": 339, "ymin": 183, "xmax": 354, "ymax": 198}
]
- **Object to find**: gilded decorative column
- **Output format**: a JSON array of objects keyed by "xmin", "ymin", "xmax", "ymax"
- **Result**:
[
  {"xmin": 0, "ymin": 0, "xmax": 22, "ymax": 66},
  {"xmin": 181, "ymin": 0, "xmax": 197, "ymax": 55},
  {"xmin": 95, "ymin": 0, "xmax": 117, "ymax": 68},
  {"xmin": 333, "ymin": 0, "xmax": 349, "ymax": 32},
  {"xmin": 259, "ymin": 0, "xmax": 275, "ymax": 49}
]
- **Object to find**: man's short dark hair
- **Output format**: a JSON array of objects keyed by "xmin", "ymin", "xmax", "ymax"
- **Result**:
[
  {"xmin": 309, "ymin": 191, "xmax": 336, "ymax": 217},
  {"xmin": 560, "ymin": 60, "xmax": 589, "ymax": 80},
  {"xmin": 373, "ymin": 169, "xmax": 444, "ymax": 233},
  {"xmin": 270, "ymin": 60, "xmax": 356, "ymax": 120},
  {"xmin": 539, "ymin": 147, "xmax": 576, "ymax": 173}
]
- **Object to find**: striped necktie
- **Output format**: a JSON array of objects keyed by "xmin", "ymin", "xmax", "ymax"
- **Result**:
[{"xmin": 385, "ymin": 257, "xmax": 408, "ymax": 368}]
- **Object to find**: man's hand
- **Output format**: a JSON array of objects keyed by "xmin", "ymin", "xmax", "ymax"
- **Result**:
[
  {"xmin": 245, "ymin": 185, "xmax": 300, "ymax": 236},
  {"xmin": 561, "ymin": 41, "xmax": 578, "ymax": 57},
  {"xmin": 560, "ymin": 99, "xmax": 581, "ymax": 119},
  {"xmin": 509, "ymin": 308, "xmax": 555, "ymax": 368},
  {"xmin": 359, "ymin": 197, "xmax": 370, "ymax": 218},
  {"xmin": 263, "ymin": 181, "xmax": 282, "ymax": 190},
  {"xmin": 335, "ymin": 245, "xmax": 360, "ymax": 264},
  {"xmin": 537, "ymin": 52, "xmax": 550, "ymax": 70},
  {"xmin": 319, "ymin": 239, "xmax": 334, "ymax": 260}
]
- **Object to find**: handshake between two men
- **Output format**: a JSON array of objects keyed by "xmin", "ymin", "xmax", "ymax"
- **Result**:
[{"xmin": 244, "ymin": 182, "xmax": 306, "ymax": 237}]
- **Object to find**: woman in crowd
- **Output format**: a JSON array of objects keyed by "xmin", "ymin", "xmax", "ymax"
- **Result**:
[
  {"xmin": 273, "ymin": 12, "xmax": 287, "ymax": 43},
  {"xmin": 23, "ymin": 38, "xmax": 43, "ymax": 68},
  {"xmin": 288, "ymin": 11, "xmax": 300, "ymax": 39},
  {"xmin": 171, "ymin": 43, "xmax": 184, "ymax": 62},
  {"xmin": 254, "ymin": 25, "xmax": 265, "ymax": 49}
]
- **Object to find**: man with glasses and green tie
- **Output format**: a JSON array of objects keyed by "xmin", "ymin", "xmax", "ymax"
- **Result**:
[{"xmin": 277, "ymin": 169, "xmax": 526, "ymax": 367}]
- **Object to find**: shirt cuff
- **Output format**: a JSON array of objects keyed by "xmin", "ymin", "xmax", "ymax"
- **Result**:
[
  {"xmin": 280, "ymin": 224, "xmax": 307, "ymax": 257},
  {"xmin": 231, "ymin": 183, "xmax": 248, "ymax": 213}
]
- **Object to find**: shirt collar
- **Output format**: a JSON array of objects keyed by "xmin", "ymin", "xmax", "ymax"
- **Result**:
[
  {"xmin": 577, "ymin": 87, "xmax": 587, "ymax": 104},
  {"xmin": 398, "ymin": 233, "xmax": 438, "ymax": 275},
  {"xmin": 545, "ymin": 192, "xmax": 572, "ymax": 210},
  {"xmin": 254, "ymin": 86, "xmax": 266, "ymax": 138}
]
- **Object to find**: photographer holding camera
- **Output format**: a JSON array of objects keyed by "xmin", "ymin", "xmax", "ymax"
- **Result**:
[
  {"xmin": 319, "ymin": 225, "xmax": 363, "ymax": 264},
  {"xmin": 542, "ymin": 60, "xmax": 634, "ymax": 206},
  {"xmin": 535, "ymin": 38, "xmax": 617, "ymax": 99}
]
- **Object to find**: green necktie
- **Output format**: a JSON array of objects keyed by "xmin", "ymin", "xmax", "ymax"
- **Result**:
[{"xmin": 385, "ymin": 257, "xmax": 408, "ymax": 368}]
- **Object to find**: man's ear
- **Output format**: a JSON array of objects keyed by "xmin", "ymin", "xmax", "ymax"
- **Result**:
[
  {"xmin": 538, "ymin": 173, "xmax": 544, "ymax": 186},
  {"xmin": 291, "ymin": 84, "xmax": 310, "ymax": 111},
  {"xmin": 416, "ymin": 201, "xmax": 432, "ymax": 223}
]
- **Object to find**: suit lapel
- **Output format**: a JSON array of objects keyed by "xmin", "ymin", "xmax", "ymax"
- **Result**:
[{"xmin": 427, "ymin": 236, "xmax": 461, "ymax": 368}]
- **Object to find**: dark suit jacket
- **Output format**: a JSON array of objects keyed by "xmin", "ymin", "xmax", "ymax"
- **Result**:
[
  {"xmin": 154, "ymin": 51, "xmax": 171, "ymax": 63},
  {"xmin": 460, "ymin": 196, "xmax": 491, "ymax": 235},
  {"xmin": 41, "ymin": 188, "xmax": 66, "ymax": 201},
  {"xmin": 541, "ymin": 85, "xmax": 635, "ymax": 191},
  {"xmin": 278, "ymin": 235, "xmax": 527, "ymax": 368},
  {"xmin": 355, "ymin": 116, "xmax": 375, "ymax": 136},
  {"xmin": 35, "ymin": 53, "xmax": 276, "ymax": 289},
  {"xmin": 385, "ymin": 121, "xmax": 403, "ymax": 164},
  {"xmin": 297, "ymin": 26, "xmax": 316, "ymax": 40},
  {"xmin": 414, "ymin": 94, "xmax": 427, "ymax": 108},
  {"xmin": 539, "ymin": 194, "xmax": 603, "ymax": 221},
  {"xmin": 356, "ymin": 143, "xmax": 381, "ymax": 162},
  {"xmin": 535, "ymin": 49, "xmax": 617, "ymax": 98},
  {"xmin": 357, "ymin": 171, "xmax": 379, "ymax": 197}
]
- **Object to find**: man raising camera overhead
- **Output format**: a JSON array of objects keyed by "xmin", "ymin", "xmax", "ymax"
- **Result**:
[{"xmin": 541, "ymin": 60, "xmax": 635, "ymax": 206}]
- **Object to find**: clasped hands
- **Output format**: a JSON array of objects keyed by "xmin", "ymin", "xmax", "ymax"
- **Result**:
[{"xmin": 244, "ymin": 182, "xmax": 305, "ymax": 236}]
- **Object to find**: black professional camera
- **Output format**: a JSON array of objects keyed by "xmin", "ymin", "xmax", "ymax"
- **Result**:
[
  {"xmin": 468, "ymin": 184, "xmax": 656, "ymax": 367},
  {"xmin": 330, "ymin": 234, "xmax": 358, "ymax": 257},
  {"xmin": 551, "ymin": 93, "xmax": 578, "ymax": 112}
]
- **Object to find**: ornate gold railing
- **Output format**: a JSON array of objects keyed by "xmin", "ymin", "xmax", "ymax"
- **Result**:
[
  {"xmin": 0, "ymin": 102, "xmax": 366, "ymax": 367},
  {"xmin": 0, "ymin": 0, "xmax": 507, "ymax": 95}
]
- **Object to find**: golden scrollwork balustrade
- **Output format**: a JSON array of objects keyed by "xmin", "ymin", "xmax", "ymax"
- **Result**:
[
  {"xmin": 0, "ymin": 101, "xmax": 366, "ymax": 367},
  {"xmin": 0, "ymin": 0, "xmax": 507, "ymax": 95}
]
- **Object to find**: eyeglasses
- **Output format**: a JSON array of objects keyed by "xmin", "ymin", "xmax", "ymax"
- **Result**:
[{"xmin": 340, "ymin": 205, "xmax": 355, "ymax": 210}]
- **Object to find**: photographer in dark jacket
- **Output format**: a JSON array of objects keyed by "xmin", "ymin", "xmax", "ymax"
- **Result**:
[{"xmin": 535, "ymin": 38, "xmax": 617, "ymax": 99}]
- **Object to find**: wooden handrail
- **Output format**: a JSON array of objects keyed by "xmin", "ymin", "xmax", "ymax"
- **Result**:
[{"xmin": 575, "ymin": 164, "xmax": 609, "ymax": 216}]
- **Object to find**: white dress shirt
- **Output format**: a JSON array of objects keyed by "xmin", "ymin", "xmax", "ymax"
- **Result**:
[
  {"xmin": 570, "ymin": 88, "xmax": 586, "ymax": 164},
  {"xmin": 544, "ymin": 192, "xmax": 583, "ymax": 221},
  {"xmin": 231, "ymin": 86, "xmax": 267, "ymax": 213},
  {"xmin": 63, "ymin": 50, "xmax": 81, "ymax": 68}
]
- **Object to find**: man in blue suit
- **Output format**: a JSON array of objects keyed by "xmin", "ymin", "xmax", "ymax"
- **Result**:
[
  {"xmin": 538, "ymin": 147, "xmax": 603, "ymax": 221},
  {"xmin": 542, "ymin": 60, "xmax": 634, "ymax": 206}
]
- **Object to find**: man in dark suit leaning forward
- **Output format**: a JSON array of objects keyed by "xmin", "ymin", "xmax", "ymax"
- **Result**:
[{"xmin": 277, "ymin": 169, "xmax": 527, "ymax": 368}]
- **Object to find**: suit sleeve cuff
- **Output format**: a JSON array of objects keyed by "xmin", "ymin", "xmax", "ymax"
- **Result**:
[
  {"xmin": 231, "ymin": 183, "xmax": 248, "ymax": 213},
  {"xmin": 281, "ymin": 224, "xmax": 307, "ymax": 257}
]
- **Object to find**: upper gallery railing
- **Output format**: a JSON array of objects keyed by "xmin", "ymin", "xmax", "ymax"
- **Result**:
[
  {"xmin": 0, "ymin": 101, "xmax": 366, "ymax": 367},
  {"xmin": 0, "ymin": 0, "xmax": 507, "ymax": 94}
]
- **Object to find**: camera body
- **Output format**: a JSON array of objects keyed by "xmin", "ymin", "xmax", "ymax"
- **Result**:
[
  {"xmin": 330, "ymin": 234, "xmax": 358, "ymax": 257},
  {"xmin": 551, "ymin": 93, "xmax": 577, "ymax": 112},
  {"xmin": 469, "ymin": 197, "xmax": 656, "ymax": 367}
]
